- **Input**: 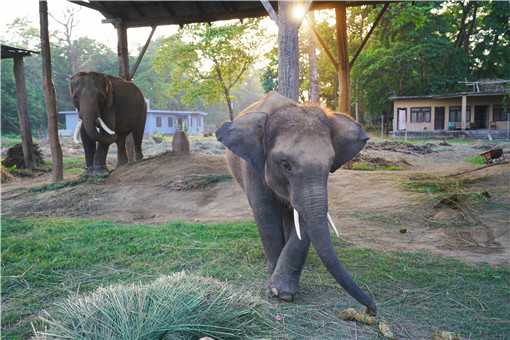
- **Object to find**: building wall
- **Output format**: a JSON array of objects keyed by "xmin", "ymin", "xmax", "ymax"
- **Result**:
[
  {"xmin": 392, "ymin": 95, "xmax": 508, "ymax": 132},
  {"xmin": 59, "ymin": 112, "xmax": 206, "ymax": 136}
]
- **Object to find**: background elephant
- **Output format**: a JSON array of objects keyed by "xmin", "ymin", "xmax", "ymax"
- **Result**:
[
  {"xmin": 216, "ymin": 92, "xmax": 376, "ymax": 315},
  {"xmin": 69, "ymin": 71, "xmax": 147, "ymax": 175}
]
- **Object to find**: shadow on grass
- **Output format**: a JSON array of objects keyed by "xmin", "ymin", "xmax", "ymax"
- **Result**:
[{"xmin": 2, "ymin": 218, "xmax": 509, "ymax": 339}]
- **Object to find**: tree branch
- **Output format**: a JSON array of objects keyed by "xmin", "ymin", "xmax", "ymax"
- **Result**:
[{"xmin": 260, "ymin": 0, "xmax": 278, "ymax": 24}]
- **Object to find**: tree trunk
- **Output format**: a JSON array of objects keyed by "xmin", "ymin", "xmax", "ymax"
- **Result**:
[
  {"xmin": 308, "ymin": 13, "xmax": 319, "ymax": 104},
  {"xmin": 39, "ymin": 0, "xmax": 63, "ymax": 181},
  {"xmin": 13, "ymin": 56, "xmax": 35, "ymax": 169},
  {"xmin": 116, "ymin": 22, "xmax": 136, "ymax": 161},
  {"xmin": 336, "ymin": 4, "xmax": 351, "ymax": 114},
  {"xmin": 277, "ymin": 1, "xmax": 300, "ymax": 101}
]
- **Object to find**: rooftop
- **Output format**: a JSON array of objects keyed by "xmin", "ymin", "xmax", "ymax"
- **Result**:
[
  {"xmin": 390, "ymin": 90, "xmax": 510, "ymax": 101},
  {"xmin": 70, "ymin": 1, "xmax": 392, "ymax": 28},
  {"xmin": 1, "ymin": 45, "xmax": 39, "ymax": 59}
]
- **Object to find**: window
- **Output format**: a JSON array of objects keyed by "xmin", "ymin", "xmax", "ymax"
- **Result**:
[
  {"xmin": 493, "ymin": 104, "xmax": 510, "ymax": 121},
  {"xmin": 156, "ymin": 116, "xmax": 162, "ymax": 127},
  {"xmin": 449, "ymin": 106, "xmax": 471, "ymax": 123},
  {"xmin": 410, "ymin": 107, "xmax": 431, "ymax": 123},
  {"xmin": 168, "ymin": 117, "xmax": 173, "ymax": 127}
]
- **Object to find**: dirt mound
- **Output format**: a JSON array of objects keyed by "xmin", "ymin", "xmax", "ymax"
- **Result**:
[
  {"xmin": 365, "ymin": 141, "xmax": 436, "ymax": 155},
  {"xmin": 353, "ymin": 151, "xmax": 412, "ymax": 169},
  {"xmin": 2, "ymin": 143, "xmax": 44, "ymax": 169}
]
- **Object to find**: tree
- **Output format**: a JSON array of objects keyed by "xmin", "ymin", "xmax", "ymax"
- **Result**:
[{"xmin": 154, "ymin": 21, "xmax": 262, "ymax": 121}]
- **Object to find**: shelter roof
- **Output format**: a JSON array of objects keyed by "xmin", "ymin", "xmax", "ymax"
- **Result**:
[
  {"xmin": 70, "ymin": 1, "xmax": 391, "ymax": 27},
  {"xmin": 1, "ymin": 45, "xmax": 38, "ymax": 59},
  {"xmin": 390, "ymin": 90, "xmax": 510, "ymax": 101}
]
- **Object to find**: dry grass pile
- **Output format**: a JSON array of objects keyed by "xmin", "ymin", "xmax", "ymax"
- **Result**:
[{"xmin": 34, "ymin": 272, "xmax": 270, "ymax": 340}]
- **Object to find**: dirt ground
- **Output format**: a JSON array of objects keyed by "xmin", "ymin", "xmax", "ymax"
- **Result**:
[{"xmin": 2, "ymin": 137, "xmax": 509, "ymax": 266}]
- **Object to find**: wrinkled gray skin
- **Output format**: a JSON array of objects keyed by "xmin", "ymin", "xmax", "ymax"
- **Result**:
[
  {"xmin": 216, "ymin": 92, "xmax": 376, "ymax": 315},
  {"xmin": 70, "ymin": 72, "xmax": 147, "ymax": 175}
]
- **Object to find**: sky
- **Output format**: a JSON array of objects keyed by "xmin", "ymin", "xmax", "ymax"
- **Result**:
[{"xmin": 0, "ymin": 0, "xmax": 182, "ymax": 52}]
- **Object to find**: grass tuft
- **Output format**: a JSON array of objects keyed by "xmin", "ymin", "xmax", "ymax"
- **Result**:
[
  {"xmin": 34, "ymin": 272, "xmax": 270, "ymax": 340},
  {"xmin": 30, "ymin": 176, "xmax": 105, "ymax": 193},
  {"xmin": 465, "ymin": 155, "xmax": 486, "ymax": 166}
]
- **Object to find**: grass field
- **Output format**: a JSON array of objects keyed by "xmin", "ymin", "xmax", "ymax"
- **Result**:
[{"xmin": 2, "ymin": 218, "xmax": 509, "ymax": 339}]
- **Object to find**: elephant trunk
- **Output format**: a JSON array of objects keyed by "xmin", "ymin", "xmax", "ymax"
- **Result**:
[
  {"xmin": 81, "ymin": 107, "xmax": 116, "ymax": 144},
  {"xmin": 294, "ymin": 180, "xmax": 377, "ymax": 315}
]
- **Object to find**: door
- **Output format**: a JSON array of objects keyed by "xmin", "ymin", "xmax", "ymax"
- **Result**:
[
  {"xmin": 434, "ymin": 107, "xmax": 445, "ymax": 130},
  {"xmin": 474, "ymin": 106, "xmax": 488, "ymax": 129},
  {"xmin": 397, "ymin": 108, "xmax": 407, "ymax": 130}
]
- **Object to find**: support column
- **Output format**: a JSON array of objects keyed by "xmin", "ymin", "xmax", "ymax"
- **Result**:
[
  {"xmin": 13, "ymin": 56, "xmax": 35, "ymax": 169},
  {"xmin": 116, "ymin": 22, "xmax": 136, "ymax": 160},
  {"xmin": 39, "ymin": 0, "xmax": 63, "ymax": 181},
  {"xmin": 116, "ymin": 22, "xmax": 130, "ymax": 80},
  {"xmin": 277, "ymin": 1, "xmax": 300, "ymax": 101},
  {"xmin": 461, "ymin": 95, "xmax": 467, "ymax": 130},
  {"xmin": 336, "ymin": 4, "xmax": 351, "ymax": 115}
]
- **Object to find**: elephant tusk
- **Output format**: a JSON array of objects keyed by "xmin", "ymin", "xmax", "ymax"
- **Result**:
[
  {"xmin": 293, "ymin": 208, "xmax": 302, "ymax": 240},
  {"xmin": 327, "ymin": 212, "xmax": 340, "ymax": 237},
  {"xmin": 97, "ymin": 117, "xmax": 115, "ymax": 135},
  {"xmin": 73, "ymin": 119, "xmax": 82, "ymax": 144}
]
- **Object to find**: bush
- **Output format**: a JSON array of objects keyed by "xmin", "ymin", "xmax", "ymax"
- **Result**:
[{"xmin": 34, "ymin": 272, "xmax": 270, "ymax": 340}]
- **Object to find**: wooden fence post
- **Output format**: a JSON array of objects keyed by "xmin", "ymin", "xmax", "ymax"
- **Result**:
[
  {"xmin": 13, "ymin": 56, "xmax": 35, "ymax": 169},
  {"xmin": 336, "ymin": 4, "xmax": 351, "ymax": 114},
  {"xmin": 39, "ymin": 0, "xmax": 63, "ymax": 181}
]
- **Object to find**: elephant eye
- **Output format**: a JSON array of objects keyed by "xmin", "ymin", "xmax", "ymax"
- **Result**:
[{"xmin": 280, "ymin": 160, "xmax": 292, "ymax": 172}]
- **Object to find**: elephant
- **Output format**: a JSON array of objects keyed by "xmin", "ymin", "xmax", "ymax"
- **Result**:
[
  {"xmin": 216, "ymin": 92, "xmax": 376, "ymax": 315},
  {"xmin": 69, "ymin": 71, "xmax": 147, "ymax": 175}
]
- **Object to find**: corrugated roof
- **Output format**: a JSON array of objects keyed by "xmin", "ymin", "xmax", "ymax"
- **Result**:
[
  {"xmin": 390, "ymin": 90, "xmax": 510, "ymax": 101},
  {"xmin": 59, "ymin": 110, "xmax": 208, "ymax": 116},
  {"xmin": 1, "ymin": 45, "xmax": 38, "ymax": 59},
  {"xmin": 70, "ymin": 1, "xmax": 393, "ymax": 28}
]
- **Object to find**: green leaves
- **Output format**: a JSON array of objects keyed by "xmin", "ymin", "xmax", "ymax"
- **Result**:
[{"xmin": 154, "ymin": 20, "xmax": 262, "ymax": 116}]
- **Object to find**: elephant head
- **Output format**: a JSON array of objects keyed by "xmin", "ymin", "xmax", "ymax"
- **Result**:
[
  {"xmin": 216, "ymin": 92, "xmax": 375, "ymax": 314},
  {"xmin": 69, "ymin": 72, "xmax": 117, "ymax": 144}
]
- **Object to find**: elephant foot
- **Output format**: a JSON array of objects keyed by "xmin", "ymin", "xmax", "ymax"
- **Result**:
[
  {"xmin": 268, "ymin": 273, "xmax": 300, "ymax": 302},
  {"xmin": 93, "ymin": 165, "xmax": 110, "ymax": 177},
  {"xmin": 84, "ymin": 166, "xmax": 95, "ymax": 177}
]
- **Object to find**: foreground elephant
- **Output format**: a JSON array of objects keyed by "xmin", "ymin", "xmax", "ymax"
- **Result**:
[
  {"xmin": 69, "ymin": 72, "xmax": 147, "ymax": 175},
  {"xmin": 216, "ymin": 92, "xmax": 376, "ymax": 314}
]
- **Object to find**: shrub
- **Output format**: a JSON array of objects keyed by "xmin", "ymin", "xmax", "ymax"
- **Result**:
[{"xmin": 34, "ymin": 272, "xmax": 270, "ymax": 340}]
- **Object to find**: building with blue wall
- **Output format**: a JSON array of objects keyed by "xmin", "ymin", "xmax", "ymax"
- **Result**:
[{"xmin": 59, "ymin": 100, "xmax": 207, "ymax": 137}]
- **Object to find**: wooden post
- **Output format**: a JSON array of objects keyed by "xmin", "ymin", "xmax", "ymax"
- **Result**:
[
  {"xmin": 308, "ymin": 13, "xmax": 319, "ymax": 104},
  {"xmin": 39, "ymin": 0, "xmax": 63, "ymax": 181},
  {"xmin": 116, "ymin": 21, "xmax": 136, "ymax": 161},
  {"xmin": 130, "ymin": 25, "xmax": 156, "ymax": 80},
  {"xmin": 336, "ymin": 4, "xmax": 351, "ymax": 115},
  {"xmin": 13, "ymin": 56, "xmax": 35, "ymax": 169},
  {"xmin": 116, "ymin": 22, "xmax": 130, "ymax": 79},
  {"xmin": 461, "ymin": 95, "xmax": 467, "ymax": 130},
  {"xmin": 277, "ymin": 1, "xmax": 300, "ymax": 101}
]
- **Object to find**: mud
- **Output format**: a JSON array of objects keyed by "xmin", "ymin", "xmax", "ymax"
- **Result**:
[{"xmin": 2, "ymin": 138, "xmax": 509, "ymax": 265}]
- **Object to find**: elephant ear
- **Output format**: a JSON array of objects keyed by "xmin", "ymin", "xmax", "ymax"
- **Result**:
[
  {"xmin": 216, "ymin": 112, "xmax": 267, "ymax": 174},
  {"xmin": 328, "ymin": 112, "xmax": 369, "ymax": 173}
]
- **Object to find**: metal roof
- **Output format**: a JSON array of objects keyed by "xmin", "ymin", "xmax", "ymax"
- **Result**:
[
  {"xmin": 70, "ymin": 1, "xmax": 392, "ymax": 28},
  {"xmin": 1, "ymin": 45, "xmax": 39, "ymax": 59},
  {"xmin": 390, "ymin": 91, "xmax": 510, "ymax": 101}
]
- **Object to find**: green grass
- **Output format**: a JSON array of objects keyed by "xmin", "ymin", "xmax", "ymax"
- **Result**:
[
  {"xmin": 1, "ymin": 134, "xmax": 22, "ymax": 149},
  {"xmin": 351, "ymin": 162, "xmax": 404, "ymax": 171},
  {"xmin": 465, "ymin": 155, "xmax": 487, "ymax": 166},
  {"xmin": 2, "ymin": 218, "xmax": 509, "ymax": 339},
  {"xmin": 402, "ymin": 173, "xmax": 483, "ymax": 194}
]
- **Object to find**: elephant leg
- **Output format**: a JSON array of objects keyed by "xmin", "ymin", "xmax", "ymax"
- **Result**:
[
  {"xmin": 80, "ymin": 125, "xmax": 95, "ymax": 176},
  {"xmin": 116, "ymin": 135, "xmax": 128, "ymax": 167},
  {"xmin": 132, "ymin": 128, "xmax": 144, "ymax": 161},
  {"xmin": 269, "ymin": 213, "xmax": 311, "ymax": 301},
  {"xmin": 93, "ymin": 142, "xmax": 110, "ymax": 176},
  {"xmin": 244, "ymin": 168, "xmax": 285, "ymax": 275},
  {"xmin": 125, "ymin": 133, "xmax": 136, "ymax": 163}
]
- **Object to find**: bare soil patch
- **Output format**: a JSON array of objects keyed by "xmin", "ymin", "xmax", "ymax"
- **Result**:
[{"xmin": 2, "ymin": 139, "xmax": 509, "ymax": 265}]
